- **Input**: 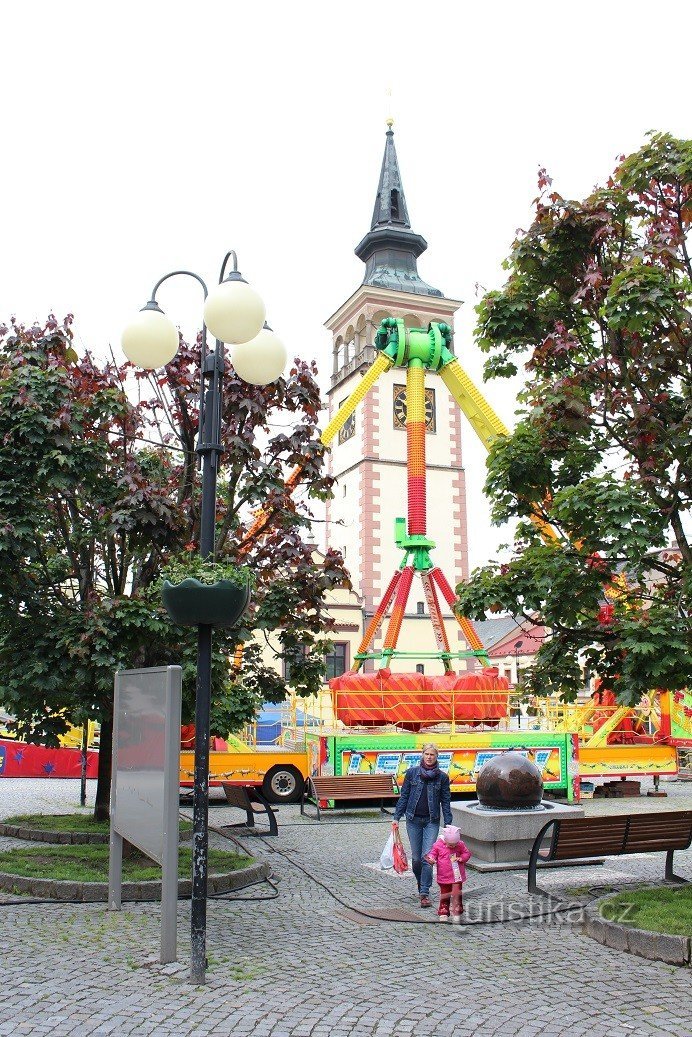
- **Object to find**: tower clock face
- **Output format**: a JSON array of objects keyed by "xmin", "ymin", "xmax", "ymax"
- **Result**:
[
  {"xmin": 338, "ymin": 407, "xmax": 356, "ymax": 444},
  {"xmin": 392, "ymin": 384, "xmax": 436, "ymax": 432}
]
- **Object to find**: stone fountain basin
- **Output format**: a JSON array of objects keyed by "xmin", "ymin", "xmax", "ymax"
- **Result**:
[{"xmin": 452, "ymin": 799, "xmax": 586, "ymax": 873}]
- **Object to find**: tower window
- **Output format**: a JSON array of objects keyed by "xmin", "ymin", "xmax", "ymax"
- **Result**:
[
  {"xmin": 390, "ymin": 189, "xmax": 400, "ymax": 221},
  {"xmin": 416, "ymin": 601, "xmax": 425, "ymax": 615},
  {"xmin": 415, "ymin": 663, "xmax": 425, "ymax": 674}
]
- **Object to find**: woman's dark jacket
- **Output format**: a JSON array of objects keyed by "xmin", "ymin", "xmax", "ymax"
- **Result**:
[{"xmin": 394, "ymin": 766, "xmax": 453, "ymax": 825}]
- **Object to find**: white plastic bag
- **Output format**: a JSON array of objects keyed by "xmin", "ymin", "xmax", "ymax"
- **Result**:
[{"xmin": 380, "ymin": 831, "xmax": 395, "ymax": 870}]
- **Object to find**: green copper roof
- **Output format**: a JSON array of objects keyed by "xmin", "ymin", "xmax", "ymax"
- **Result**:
[{"xmin": 354, "ymin": 127, "xmax": 442, "ymax": 298}]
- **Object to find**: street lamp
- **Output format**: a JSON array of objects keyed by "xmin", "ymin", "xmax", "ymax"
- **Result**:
[
  {"xmin": 513, "ymin": 639, "xmax": 524, "ymax": 729},
  {"xmin": 121, "ymin": 250, "xmax": 286, "ymax": 984}
]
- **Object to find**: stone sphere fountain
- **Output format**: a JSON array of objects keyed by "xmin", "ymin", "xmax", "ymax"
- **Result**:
[
  {"xmin": 476, "ymin": 750, "xmax": 544, "ymax": 810},
  {"xmin": 451, "ymin": 750, "xmax": 584, "ymax": 872}
]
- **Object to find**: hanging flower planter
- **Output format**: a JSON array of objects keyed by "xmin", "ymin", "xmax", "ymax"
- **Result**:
[{"xmin": 162, "ymin": 577, "xmax": 251, "ymax": 628}]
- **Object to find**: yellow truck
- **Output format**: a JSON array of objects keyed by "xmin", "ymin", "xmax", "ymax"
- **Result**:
[{"xmin": 179, "ymin": 734, "xmax": 309, "ymax": 803}]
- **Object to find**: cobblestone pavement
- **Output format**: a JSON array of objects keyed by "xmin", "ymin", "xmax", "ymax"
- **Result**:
[{"xmin": 0, "ymin": 777, "xmax": 691, "ymax": 1036}]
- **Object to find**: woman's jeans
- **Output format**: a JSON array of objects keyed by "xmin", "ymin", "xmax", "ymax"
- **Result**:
[{"xmin": 405, "ymin": 817, "xmax": 439, "ymax": 896}]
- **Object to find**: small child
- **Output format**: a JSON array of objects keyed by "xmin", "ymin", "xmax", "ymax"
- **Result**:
[{"xmin": 424, "ymin": 824, "xmax": 471, "ymax": 923}]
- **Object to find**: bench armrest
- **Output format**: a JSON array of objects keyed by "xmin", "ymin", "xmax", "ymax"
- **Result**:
[{"xmin": 527, "ymin": 819, "xmax": 559, "ymax": 896}]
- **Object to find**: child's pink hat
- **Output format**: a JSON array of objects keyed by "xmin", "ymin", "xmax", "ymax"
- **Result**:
[{"xmin": 442, "ymin": 825, "xmax": 461, "ymax": 844}]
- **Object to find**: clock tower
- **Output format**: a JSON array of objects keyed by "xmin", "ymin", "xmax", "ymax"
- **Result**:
[{"xmin": 324, "ymin": 125, "xmax": 471, "ymax": 671}]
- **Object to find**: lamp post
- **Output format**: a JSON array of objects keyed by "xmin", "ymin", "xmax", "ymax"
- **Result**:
[
  {"xmin": 513, "ymin": 639, "xmax": 524, "ymax": 729},
  {"xmin": 122, "ymin": 251, "xmax": 286, "ymax": 985}
]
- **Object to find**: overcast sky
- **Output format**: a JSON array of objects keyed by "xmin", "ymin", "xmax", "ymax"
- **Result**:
[{"xmin": 2, "ymin": 0, "xmax": 690, "ymax": 571}]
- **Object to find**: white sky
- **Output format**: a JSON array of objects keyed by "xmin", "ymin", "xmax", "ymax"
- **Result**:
[{"xmin": 2, "ymin": 0, "xmax": 690, "ymax": 571}]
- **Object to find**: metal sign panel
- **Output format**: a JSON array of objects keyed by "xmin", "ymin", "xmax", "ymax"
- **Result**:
[
  {"xmin": 109, "ymin": 665, "xmax": 181, "ymax": 963},
  {"xmin": 111, "ymin": 666, "xmax": 181, "ymax": 863}
]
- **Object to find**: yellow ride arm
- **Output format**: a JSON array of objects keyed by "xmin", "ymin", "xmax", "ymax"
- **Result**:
[
  {"xmin": 439, "ymin": 358, "xmax": 510, "ymax": 447},
  {"xmin": 321, "ymin": 353, "xmax": 393, "ymax": 447},
  {"xmin": 440, "ymin": 357, "xmax": 558, "ymax": 542}
]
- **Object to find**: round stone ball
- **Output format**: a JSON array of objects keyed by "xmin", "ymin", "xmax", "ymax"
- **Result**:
[{"xmin": 476, "ymin": 751, "xmax": 543, "ymax": 809}]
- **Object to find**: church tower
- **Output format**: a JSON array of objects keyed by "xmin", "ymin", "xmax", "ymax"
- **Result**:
[{"xmin": 324, "ymin": 125, "xmax": 471, "ymax": 672}]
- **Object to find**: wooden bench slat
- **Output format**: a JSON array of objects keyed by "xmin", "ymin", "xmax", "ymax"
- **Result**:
[
  {"xmin": 554, "ymin": 819, "xmax": 629, "ymax": 833},
  {"xmin": 625, "ymin": 836, "xmax": 692, "ymax": 851},
  {"xmin": 308, "ymin": 789, "xmax": 396, "ymax": 798},
  {"xmin": 628, "ymin": 821, "xmax": 692, "ymax": 832}
]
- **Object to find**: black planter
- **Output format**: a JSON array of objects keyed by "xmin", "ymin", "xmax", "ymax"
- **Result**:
[{"xmin": 162, "ymin": 578, "xmax": 250, "ymax": 628}]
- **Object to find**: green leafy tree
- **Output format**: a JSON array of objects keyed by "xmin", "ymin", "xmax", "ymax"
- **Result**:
[
  {"xmin": 457, "ymin": 133, "xmax": 691, "ymax": 704},
  {"xmin": 0, "ymin": 316, "xmax": 347, "ymax": 818}
]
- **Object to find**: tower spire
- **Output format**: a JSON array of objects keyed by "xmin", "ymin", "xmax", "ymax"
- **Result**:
[{"xmin": 355, "ymin": 124, "xmax": 442, "ymax": 297}]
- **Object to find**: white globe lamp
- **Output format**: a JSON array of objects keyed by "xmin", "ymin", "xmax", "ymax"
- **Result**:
[
  {"xmin": 121, "ymin": 303, "xmax": 179, "ymax": 369},
  {"xmin": 203, "ymin": 272, "xmax": 266, "ymax": 345},
  {"xmin": 231, "ymin": 324, "xmax": 287, "ymax": 385}
]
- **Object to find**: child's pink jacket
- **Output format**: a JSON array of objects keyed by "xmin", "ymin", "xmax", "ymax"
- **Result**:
[{"xmin": 425, "ymin": 838, "xmax": 471, "ymax": 884}]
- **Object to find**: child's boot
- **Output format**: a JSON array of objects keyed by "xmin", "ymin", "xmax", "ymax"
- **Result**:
[{"xmin": 438, "ymin": 895, "xmax": 450, "ymax": 922}]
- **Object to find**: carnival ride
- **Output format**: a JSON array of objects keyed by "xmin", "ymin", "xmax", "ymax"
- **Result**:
[
  {"xmin": 320, "ymin": 318, "xmax": 511, "ymax": 728},
  {"xmin": 306, "ymin": 317, "xmax": 689, "ymax": 794},
  {"xmin": 181, "ymin": 317, "xmax": 690, "ymax": 802}
]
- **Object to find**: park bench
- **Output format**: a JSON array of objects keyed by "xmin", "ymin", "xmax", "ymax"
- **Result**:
[
  {"xmin": 300, "ymin": 774, "xmax": 398, "ymax": 821},
  {"xmin": 221, "ymin": 783, "xmax": 279, "ymax": 836},
  {"xmin": 528, "ymin": 809, "xmax": 692, "ymax": 895}
]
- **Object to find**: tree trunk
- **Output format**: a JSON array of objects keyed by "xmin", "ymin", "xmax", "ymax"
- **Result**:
[{"xmin": 94, "ymin": 713, "xmax": 113, "ymax": 822}]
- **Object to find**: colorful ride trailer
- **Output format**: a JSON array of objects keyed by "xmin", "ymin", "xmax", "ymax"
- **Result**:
[
  {"xmin": 305, "ymin": 729, "xmax": 580, "ymax": 801},
  {"xmin": 178, "ymin": 686, "xmax": 691, "ymax": 806}
]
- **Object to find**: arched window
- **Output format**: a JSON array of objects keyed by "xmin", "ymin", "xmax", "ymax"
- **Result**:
[
  {"xmin": 344, "ymin": 325, "xmax": 355, "ymax": 364},
  {"xmin": 355, "ymin": 314, "xmax": 367, "ymax": 352},
  {"xmin": 390, "ymin": 189, "xmax": 400, "ymax": 221},
  {"xmin": 372, "ymin": 309, "xmax": 392, "ymax": 330}
]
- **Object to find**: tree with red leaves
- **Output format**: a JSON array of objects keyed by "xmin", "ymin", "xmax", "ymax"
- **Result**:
[
  {"xmin": 0, "ymin": 316, "xmax": 347, "ymax": 818},
  {"xmin": 457, "ymin": 133, "xmax": 691, "ymax": 704}
]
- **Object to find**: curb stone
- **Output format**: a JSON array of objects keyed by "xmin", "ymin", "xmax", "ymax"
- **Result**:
[
  {"xmin": 583, "ymin": 890, "xmax": 691, "ymax": 967},
  {"xmin": 0, "ymin": 860, "xmax": 268, "ymax": 902},
  {"xmin": 0, "ymin": 822, "xmax": 192, "ymax": 844}
]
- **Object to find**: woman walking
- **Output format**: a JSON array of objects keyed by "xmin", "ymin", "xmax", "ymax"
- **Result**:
[{"xmin": 393, "ymin": 743, "xmax": 452, "ymax": 908}]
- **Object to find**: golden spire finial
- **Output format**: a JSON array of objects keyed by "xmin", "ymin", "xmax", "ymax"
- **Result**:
[
  {"xmin": 385, "ymin": 86, "xmax": 394, "ymax": 130},
  {"xmin": 386, "ymin": 116, "xmax": 394, "ymax": 130}
]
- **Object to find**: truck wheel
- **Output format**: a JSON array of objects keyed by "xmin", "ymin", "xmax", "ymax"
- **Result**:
[{"xmin": 262, "ymin": 765, "xmax": 304, "ymax": 804}]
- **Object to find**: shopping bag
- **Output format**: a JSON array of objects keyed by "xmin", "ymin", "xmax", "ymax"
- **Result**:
[
  {"xmin": 380, "ymin": 830, "xmax": 395, "ymax": 870},
  {"xmin": 392, "ymin": 826, "xmax": 409, "ymax": 874}
]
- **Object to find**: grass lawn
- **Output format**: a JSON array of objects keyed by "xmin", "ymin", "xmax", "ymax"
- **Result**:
[
  {"xmin": 4, "ymin": 813, "xmax": 192, "ymax": 834},
  {"xmin": 600, "ymin": 885, "xmax": 692, "ymax": 937},
  {"xmin": 0, "ymin": 844, "xmax": 251, "ymax": 882}
]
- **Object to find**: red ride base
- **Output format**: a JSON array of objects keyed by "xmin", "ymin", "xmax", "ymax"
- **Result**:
[{"xmin": 330, "ymin": 667, "xmax": 509, "ymax": 729}]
